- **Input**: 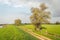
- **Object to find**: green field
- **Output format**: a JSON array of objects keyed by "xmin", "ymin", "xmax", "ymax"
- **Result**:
[
  {"xmin": 0, "ymin": 24, "xmax": 60, "ymax": 40},
  {"xmin": 0, "ymin": 25, "xmax": 39, "ymax": 40},
  {"xmin": 21, "ymin": 24, "xmax": 60, "ymax": 40}
]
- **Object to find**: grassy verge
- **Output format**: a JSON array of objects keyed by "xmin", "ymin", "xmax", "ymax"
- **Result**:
[{"xmin": 0, "ymin": 25, "xmax": 39, "ymax": 40}]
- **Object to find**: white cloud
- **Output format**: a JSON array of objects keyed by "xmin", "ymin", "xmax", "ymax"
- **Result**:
[
  {"xmin": 11, "ymin": 1, "xmax": 40, "ymax": 8},
  {"xmin": 0, "ymin": 0, "xmax": 60, "ymax": 24},
  {"xmin": 0, "ymin": 0, "xmax": 41, "ymax": 8}
]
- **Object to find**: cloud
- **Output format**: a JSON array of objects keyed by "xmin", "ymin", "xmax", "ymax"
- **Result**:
[
  {"xmin": 0, "ymin": 0, "xmax": 40, "ymax": 8},
  {"xmin": 52, "ymin": 0, "xmax": 60, "ymax": 17},
  {"xmin": 46, "ymin": 0, "xmax": 60, "ymax": 17},
  {"xmin": 0, "ymin": 4, "xmax": 31, "ymax": 24},
  {"xmin": 0, "ymin": 0, "xmax": 60, "ymax": 24}
]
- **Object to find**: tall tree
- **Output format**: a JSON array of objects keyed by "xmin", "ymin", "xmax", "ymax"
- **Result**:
[
  {"xmin": 30, "ymin": 3, "xmax": 51, "ymax": 30},
  {"xmin": 15, "ymin": 19, "xmax": 21, "ymax": 26}
]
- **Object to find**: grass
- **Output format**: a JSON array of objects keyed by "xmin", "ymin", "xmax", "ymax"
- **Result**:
[
  {"xmin": 0, "ymin": 24, "xmax": 60, "ymax": 40},
  {"xmin": 21, "ymin": 24, "xmax": 60, "ymax": 40},
  {"xmin": 0, "ymin": 25, "xmax": 39, "ymax": 40}
]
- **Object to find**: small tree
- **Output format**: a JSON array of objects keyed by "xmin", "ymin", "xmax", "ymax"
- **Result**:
[
  {"xmin": 30, "ymin": 3, "xmax": 51, "ymax": 30},
  {"xmin": 15, "ymin": 19, "xmax": 21, "ymax": 26}
]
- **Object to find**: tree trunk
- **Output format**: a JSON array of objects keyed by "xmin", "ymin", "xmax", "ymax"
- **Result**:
[{"xmin": 34, "ymin": 23, "xmax": 42, "ymax": 30}]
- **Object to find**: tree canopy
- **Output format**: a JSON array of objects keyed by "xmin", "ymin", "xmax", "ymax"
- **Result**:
[
  {"xmin": 30, "ymin": 3, "xmax": 51, "ymax": 30},
  {"xmin": 15, "ymin": 19, "xmax": 21, "ymax": 26}
]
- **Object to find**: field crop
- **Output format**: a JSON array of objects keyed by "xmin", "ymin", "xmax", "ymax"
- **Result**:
[
  {"xmin": 0, "ymin": 25, "xmax": 39, "ymax": 40},
  {"xmin": 22, "ymin": 24, "xmax": 60, "ymax": 40}
]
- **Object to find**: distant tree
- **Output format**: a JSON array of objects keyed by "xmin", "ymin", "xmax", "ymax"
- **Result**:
[
  {"xmin": 30, "ymin": 3, "xmax": 51, "ymax": 30},
  {"xmin": 15, "ymin": 19, "xmax": 21, "ymax": 26},
  {"xmin": 56, "ymin": 21, "xmax": 60, "ymax": 24}
]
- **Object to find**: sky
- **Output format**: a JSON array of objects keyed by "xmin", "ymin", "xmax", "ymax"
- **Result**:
[{"xmin": 0, "ymin": 0, "xmax": 60, "ymax": 24}]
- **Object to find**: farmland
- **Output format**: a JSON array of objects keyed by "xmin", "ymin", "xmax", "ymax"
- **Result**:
[
  {"xmin": 0, "ymin": 24, "xmax": 60, "ymax": 40},
  {"xmin": 20, "ymin": 24, "xmax": 60, "ymax": 40},
  {"xmin": 0, "ymin": 25, "xmax": 39, "ymax": 40}
]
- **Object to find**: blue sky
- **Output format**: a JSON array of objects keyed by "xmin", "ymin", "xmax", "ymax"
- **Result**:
[{"xmin": 0, "ymin": 0, "xmax": 60, "ymax": 24}]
